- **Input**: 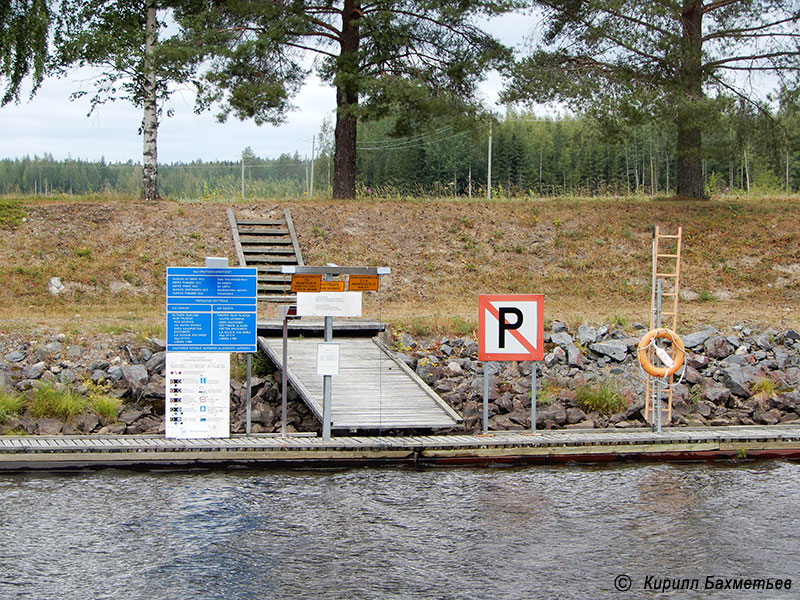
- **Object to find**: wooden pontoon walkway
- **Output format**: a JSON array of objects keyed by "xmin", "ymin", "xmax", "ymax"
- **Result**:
[
  {"xmin": 2, "ymin": 425, "xmax": 800, "ymax": 471},
  {"xmin": 258, "ymin": 335, "xmax": 462, "ymax": 430}
]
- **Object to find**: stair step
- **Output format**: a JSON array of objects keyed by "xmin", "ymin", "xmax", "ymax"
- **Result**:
[{"xmin": 237, "ymin": 220, "xmax": 285, "ymax": 227}]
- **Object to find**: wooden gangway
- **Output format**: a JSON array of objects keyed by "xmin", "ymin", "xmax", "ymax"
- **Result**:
[
  {"xmin": 2, "ymin": 426, "xmax": 800, "ymax": 471},
  {"xmin": 258, "ymin": 335, "xmax": 463, "ymax": 430},
  {"xmin": 227, "ymin": 208, "xmax": 303, "ymax": 303}
]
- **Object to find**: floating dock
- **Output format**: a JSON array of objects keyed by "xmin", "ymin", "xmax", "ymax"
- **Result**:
[
  {"xmin": 1, "ymin": 425, "xmax": 799, "ymax": 471},
  {"xmin": 257, "ymin": 319, "xmax": 462, "ymax": 431}
]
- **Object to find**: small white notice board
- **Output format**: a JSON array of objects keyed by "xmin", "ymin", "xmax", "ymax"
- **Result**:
[
  {"xmin": 296, "ymin": 292, "xmax": 362, "ymax": 317},
  {"xmin": 317, "ymin": 343, "xmax": 341, "ymax": 376},
  {"xmin": 165, "ymin": 352, "xmax": 230, "ymax": 438}
]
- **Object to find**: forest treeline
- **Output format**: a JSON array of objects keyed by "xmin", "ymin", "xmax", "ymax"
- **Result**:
[
  {"xmin": 5, "ymin": 103, "xmax": 799, "ymax": 199},
  {"xmin": 4, "ymin": 2, "xmax": 800, "ymax": 200}
]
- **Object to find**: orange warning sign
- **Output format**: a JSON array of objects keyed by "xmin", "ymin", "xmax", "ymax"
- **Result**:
[
  {"xmin": 291, "ymin": 273, "xmax": 322, "ymax": 292},
  {"xmin": 349, "ymin": 274, "xmax": 379, "ymax": 291},
  {"xmin": 320, "ymin": 280, "xmax": 345, "ymax": 292}
]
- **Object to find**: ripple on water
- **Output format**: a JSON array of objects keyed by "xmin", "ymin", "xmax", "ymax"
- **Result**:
[{"xmin": 1, "ymin": 462, "xmax": 798, "ymax": 599}]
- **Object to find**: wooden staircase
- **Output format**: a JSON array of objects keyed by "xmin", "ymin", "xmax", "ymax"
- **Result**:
[{"xmin": 227, "ymin": 208, "xmax": 304, "ymax": 303}]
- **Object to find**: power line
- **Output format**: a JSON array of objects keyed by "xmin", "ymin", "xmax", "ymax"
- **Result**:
[{"xmin": 357, "ymin": 129, "xmax": 469, "ymax": 151}]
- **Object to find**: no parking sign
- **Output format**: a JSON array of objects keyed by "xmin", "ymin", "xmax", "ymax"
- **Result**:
[{"xmin": 478, "ymin": 294, "xmax": 544, "ymax": 361}]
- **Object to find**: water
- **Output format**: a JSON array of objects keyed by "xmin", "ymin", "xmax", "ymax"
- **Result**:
[{"xmin": 1, "ymin": 461, "xmax": 798, "ymax": 599}]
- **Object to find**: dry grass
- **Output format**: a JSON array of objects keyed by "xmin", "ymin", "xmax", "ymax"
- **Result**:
[{"xmin": 1, "ymin": 194, "xmax": 798, "ymax": 336}]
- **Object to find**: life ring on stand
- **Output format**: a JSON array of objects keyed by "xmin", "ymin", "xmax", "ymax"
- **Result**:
[{"xmin": 637, "ymin": 328, "xmax": 685, "ymax": 378}]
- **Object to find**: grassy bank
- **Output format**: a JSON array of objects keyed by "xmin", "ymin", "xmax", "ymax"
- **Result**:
[{"xmin": 0, "ymin": 193, "xmax": 798, "ymax": 338}]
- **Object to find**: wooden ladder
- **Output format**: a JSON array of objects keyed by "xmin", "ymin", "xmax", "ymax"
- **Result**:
[
  {"xmin": 227, "ymin": 208, "xmax": 304, "ymax": 303},
  {"xmin": 645, "ymin": 226, "xmax": 683, "ymax": 424}
]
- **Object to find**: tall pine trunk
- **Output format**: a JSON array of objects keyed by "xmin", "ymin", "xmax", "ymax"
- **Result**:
[
  {"xmin": 675, "ymin": 0, "xmax": 705, "ymax": 199},
  {"xmin": 141, "ymin": 1, "xmax": 159, "ymax": 202},
  {"xmin": 332, "ymin": 0, "xmax": 360, "ymax": 199}
]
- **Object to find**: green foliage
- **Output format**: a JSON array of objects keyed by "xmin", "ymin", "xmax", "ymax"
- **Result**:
[
  {"xmin": 697, "ymin": 290, "xmax": 717, "ymax": 303},
  {"xmin": 178, "ymin": 0, "xmax": 511, "ymax": 197},
  {"xmin": 751, "ymin": 378, "xmax": 776, "ymax": 400},
  {"xmin": 0, "ymin": 199, "xmax": 26, "ymax": 228},
  {"xmin": 91, "ymin": 395, "xmax": 120, "ymax": 424},
  {"xmin": 52, "ymin": 1, "xmax": 200, "ymax": 112},
  {"xmin": 575, "ymin": 381, "xmax": 625, "ymax": 415},
  {"xmin": 252, "ymin": 349, "xmax": 274, "ymax": 378},
  {"xmin": 610, "ymin": 314, "xmax": 628, "ymax": 328},
  {"xmin": 1, "ymin": 0, "xmax": 51, "ymax": 105},
  {"xmin": 3, "ymin": 426, "xmax": 26, "ymax": 436},
  {"xmin": 689, "ymin": 385, "xmax": 702, "ymax": 405},
  {"xmin": 0, "ymin": 392, "xmax": 26, "ymax": 423},
  {"xmin": 28, "ymin": 384, "xmax": 88, "ymax": 421},
  {"xmin": 536, "ymin": 379, "xmax": 559, "ymax": 408},
  {"xmin": 503, "ymin": 2, "xmax": 800, "ymax": 199}
]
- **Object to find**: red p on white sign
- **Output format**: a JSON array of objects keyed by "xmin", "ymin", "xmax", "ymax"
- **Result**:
[{"xmin": 478, "ymin": 294, "xmax": 544, "ymax": 361}]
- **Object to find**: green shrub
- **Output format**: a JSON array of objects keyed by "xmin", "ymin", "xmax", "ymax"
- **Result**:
[
  {"xmin": 3, "ymin": 426, "xmax": 26, "ymax": 436},
  {"xmin": 575, "ymin": 381, "xmax": 625, "ymax": 414},
  {"xmin": 91, "ymin": 396, "xmax": 120, "ymax": 424},
  {"xmin": 751, "ymin": 378, "xmax": 776, "ymax": 401},
  {"xmin": 0, "ymin": 392, "xmax": 26, "ymax": 423},
  {"xmin": 697, "ymin": 289, "xmax": 717, "ymax": 302},
  {"xmin": 29, "ymin": 385, "xmax": 88, "ymax": 421},
  {"xmin": 0, "ymin": 199, "xmax": 26, "ymax": 228}
]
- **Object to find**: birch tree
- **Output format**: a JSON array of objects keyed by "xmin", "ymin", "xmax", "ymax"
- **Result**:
[
  {"xmin": 1, "ymin": 0, "xmax": 51, "ymax": 105},
  {"xmin": 54, "ymin": 0, "xmax": 198, "ymax": 201}
]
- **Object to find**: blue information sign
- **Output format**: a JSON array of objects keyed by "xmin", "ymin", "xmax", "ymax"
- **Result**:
[{"xmin": 166, "ymin": 267, "xmax": 258, "ymax": 352}]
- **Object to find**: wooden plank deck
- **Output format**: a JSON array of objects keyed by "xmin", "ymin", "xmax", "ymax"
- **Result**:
[
  {"xmin": 1, "ymin": 426, "xmax": 799, "ymax": 470},
  {"xmin": 258, "ymin": 336, "xmax": 462, "ymax": 430}
]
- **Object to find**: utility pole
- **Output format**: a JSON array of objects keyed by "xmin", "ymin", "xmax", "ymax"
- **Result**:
[
  {"xmin": 487, "ymin": 121, "xmax": 493, "ymax": 200},
  {"xmin": 241, "ymin": 150, "xmax": 245, "ymax": 201},
  {"xmin": 310, "ymin": 136, "xmax": 315, "ymax": 198}
]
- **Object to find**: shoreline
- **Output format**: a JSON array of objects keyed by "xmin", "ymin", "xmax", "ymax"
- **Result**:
[{"xmin": 1, "ymin": 319, "xmax": 799, "ymax": 439}]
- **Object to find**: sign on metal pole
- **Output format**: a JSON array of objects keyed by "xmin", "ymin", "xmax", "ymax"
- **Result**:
[
  {"xmin": 166, "ymin": 352, "xmax": 230, "ymax": 438},
  {"xmin": 478, "ymin": 294, "xmax": 544, "ymax": 361},
  {"xmin": 296, "ymin": 292, "xmax": 362, "ymax": 318},
  {"xmin": 317, "ymin": 343, "xmax": 340, "ymax": 376},
  {"xmin": 478, "ymin": 294, "xmax": 544, "ymax": 434},
  {"xmin": 166, "ymin": 266, "xmax": 258, "ymax": 352}
]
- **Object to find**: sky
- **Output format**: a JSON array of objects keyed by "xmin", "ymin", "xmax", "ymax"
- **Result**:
[{"xmin": 0, "ymin": 12, "xmax": 534, "ymax": 164}]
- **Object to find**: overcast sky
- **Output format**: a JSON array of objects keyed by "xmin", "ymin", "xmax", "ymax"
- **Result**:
[{"xmin": 0, "ymin": 12, "xmax": 534, "ymax": 164}]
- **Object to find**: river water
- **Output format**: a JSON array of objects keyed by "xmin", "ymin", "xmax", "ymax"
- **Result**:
[{"xmin": 1, "ymin": 461, "xmax": 798, "ymax": 600}]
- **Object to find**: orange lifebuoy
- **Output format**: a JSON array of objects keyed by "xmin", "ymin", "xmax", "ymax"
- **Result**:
[{"xmin": 637, "ymin": 328, "xmax": 685, "ymax": 378}]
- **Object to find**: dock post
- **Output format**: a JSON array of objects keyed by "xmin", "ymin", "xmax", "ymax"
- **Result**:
[
  {"xmin": 322, "ymin": 315, "xmax": 333, "ymax": 440},
  {"xmin": 282, "ymin": 311, "xmax": 288, "ymax": 437},
  {"xmin": 531, "ymin": 363, "xmax": 537, "ymax": 433},
  {"xmin": 483, "ymin": 361, "xmax": 489, "ymax": 434},
  {"xmin": 246, "ymin": 353, "xmax": 252, "ymax": 435}
]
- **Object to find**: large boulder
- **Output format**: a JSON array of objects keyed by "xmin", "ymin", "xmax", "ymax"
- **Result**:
[
  {"xmin": 589, "ymin": 340, "xmax": 628, "ymax": 362},
  {"xmin": 121, "ymin": 364, "xmax": 149, "ymax": 400}
]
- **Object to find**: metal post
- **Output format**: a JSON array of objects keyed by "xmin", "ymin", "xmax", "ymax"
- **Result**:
[
  {"xmin": 483, "ymin": 361, "xmax": 489, "ymax": 434},
  {"xmin": 531, "ymin": 363, "xmax": 537, "ymax": 434},
  {"xmin": 322, "ymin": 314, "xmax": 333, "ymax": 441},
  {"xmin": 655, "ymin": 279, "xmax": 663, "ymax": 433},
  {"xmin": 282, "ymin": 311, "xmax": 288, "ymax": 437},
  {"xmin": 245, "ymin": 353, "xmax": 252, "ymax": 435},
  {"xmin": 241, "ymin": 152, "xmax": 245, "ymax": 201}
]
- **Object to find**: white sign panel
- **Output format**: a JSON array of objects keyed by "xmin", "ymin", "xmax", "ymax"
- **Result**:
[
  {"xmin": 317, "ymin": 343, "xmax": 341, "ymax": 376},
  {"xmin": 165, "ymin": 352, "xmax": 230, "ymax": 439},
  {"xmin": 478, "ymin": 294, "xmax": 544, "ymax": 361},
  {"xmin": 296, "ymin": 292, "xmax": 362, "ymax": 317}
]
